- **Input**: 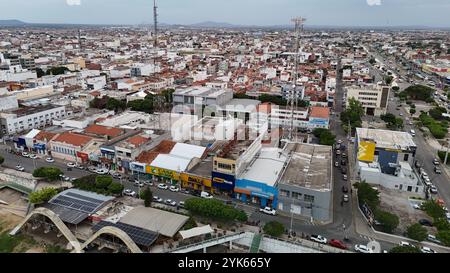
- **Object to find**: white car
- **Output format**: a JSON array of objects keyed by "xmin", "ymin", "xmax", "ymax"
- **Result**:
[
  {"xmin": 201, "ymin": 191, "xmax": 213, "ymax": 199},
  {"xmin": 67, "ymin": 162, "xmax": 76, "ymax": 168},
  {"xmin": 179, "ymin": 201, "xmax": 185, "ymax": 207},
  {"xmin": 153, "ymin": 196, "xmax": 163, "ymax": 203},
  {"xmin": 45, "ymin": 157, "xmax": 55, "ymax": 163},
  {"xmin": 134, "ymin": 181, "xmax": 144, "ymax": 187},
  {"xmin": 158, "ymin": 184, "xmax": 168, "ymax": 190},
  {"xmin": 310, "ymin": 235, "xmax": 327, "ymax": 244},
  {"xmin": 169, "ymin": 186, "xmax": 180, "ymax": 192},
  {"xmin": 96, "ymin": 169, "xmax": 109, "ymax": 175},
  {"xmin": 259, "ymin": 207, "xmax": 276, "ymax": 215},
  {"xmin": 21, "ymin": 152, "xmax": 29, "ymax": 158},
  {"xmin": 400, "ymin": 241, "xmax": 413, "ymax": 247},
  {"xmin": 165, "ymin": 199, "xmax": 177, "ymax": 206},
  {"xmin": 430, "ymin": 185, "xmax": 438, "ymax": 194},
  {"xmin": 123, "ymin": 189, "xmax": 136, "ymax": 197},
  {"xmin": 413, "ymin": 203, "xmax": 422, "ymax": 210},
  {"xmin": 354, "ymin": 244, "xmax": 373, "ymax": 253},
  {"xmin": 420, "ymin": 246, "xmax": 436, "ymax": 253},
  {"xmin": 15, "ymin": 165, "xmax": 25, "ymax": 172},
  {"xmin": 88, "ymin": 166, "xmax": 98, "ymax": 173},
  {"xmin": 29, "ymin": 154, "xmax": 38, "ymax": 159}
]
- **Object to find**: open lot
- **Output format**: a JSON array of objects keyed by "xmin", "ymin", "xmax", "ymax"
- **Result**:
[{"xmin": 376, "ymin": 186, "xmax": 430, "ymax": 234}]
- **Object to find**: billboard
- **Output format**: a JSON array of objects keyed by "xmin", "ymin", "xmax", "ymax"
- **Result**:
[{"xmin": 358, "ymin": 141, "xmax": 376, "ymax": 162}]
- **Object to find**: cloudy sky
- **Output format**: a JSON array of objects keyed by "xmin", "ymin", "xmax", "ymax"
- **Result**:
[{"xmin": 2, "ymin": 0, "xmax": 450, "ymax": 27}]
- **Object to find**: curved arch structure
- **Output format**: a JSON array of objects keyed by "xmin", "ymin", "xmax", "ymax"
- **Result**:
[
  {"xmin": 9, "ymin": 207, "xmax": 82, "ymax": 253},
  {"xmin": 80, "ymin": 226, "xmax": 142, "ymax": 253}
]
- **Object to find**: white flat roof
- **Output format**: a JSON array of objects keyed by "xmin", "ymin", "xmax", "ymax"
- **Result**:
[
  {"xmin": 170, "ymin": 143, "xmax": 206, "ymax": 159},
  {"xmin": 151, "ymin": 154, "xmax": 191, "ymax": 172},
  {"xmin": 356, "ymin": 128, "xmax": 416, "ymax": 150},
  {"xmin": 240, "ymin": 148, "xmax": 287, "ymax": 186},
  {"xmin": 179, "ymin": 225, "xmax": 214, "ymax": 240}
]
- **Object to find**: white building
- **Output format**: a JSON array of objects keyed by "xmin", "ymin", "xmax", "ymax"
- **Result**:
[
  {"xmin": 269, "ymin": 106, "xmax": 309, "ymax": 129},
  {"xmin": 130, "ymin": 63, "xmax": 161, "ymax": 77},
  {"xmin": 0, "ymin": 105, "xmax": 67, "ymax": 136},
  {"xmin": 346, "ymin": 84, "xmax": 390, "ymax": 116}
]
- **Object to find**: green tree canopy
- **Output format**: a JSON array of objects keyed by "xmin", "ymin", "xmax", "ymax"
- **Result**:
[
  {"xmin": 433, "ymin": 218, "xmax": 450, "ymax": 231},
  {"xmin": 46, "ymin": 66, "xmax": 69, "ymax": 76},
  {"xmin": 161, "ymin": 89, "xmax": 175, "ymax": 103},
  {"xmin": 389, "ymin": 246, "xmax": 421, "ymax": 253},
  {"xmin": 436, "ymin": 230, "xmax": 450, "ymax": 247},
  {"xmin": 263, "ymin": 221, "xmax": 285, "ymax": 237},
  {"xmin": 0, "ymin": 156, "xmax": 4, "ymax": 165},
  {"xmin": 95, "ymin": 176, "xmax": 113, "ymax": 189},
  {"xmin": 354, "ymin": 181, "xmax": 380, "ymax": 211},
  {"xmin": 36, "ymin": 68, "xmax": 46, "ymax": 78},
  {"xmin": 312, "ymin": 128, "xmax": 336, "ymax": 146},
  {"xmin": 32, "ymin": 167, "xmax": 63, "ymax": 181},
  {"xmin": 422, "ymin": 200, "xmax": 446, "ymax": 219},
  {"xmin": 404, "ymin": 85, "xmax": 434, "ymax": 101},
  {"xmin": 107, "ymin": 182, "xmax": 124, "ymax": 195},
  {"xmin": 29, "ymin": 188, "xmax": 58, "ymax": 204},
  {"xmin": 141, "ymin": 187, "xmax": 153, "ymax": 207},
  {"xmin": 380, "ymin": 113, "xmax": 404, "ymax": 130},
  {"xmin": 406, "ymin": 223, "xmax": 428, "ymax": 241},
  {"xmin": 374, "ymin": 209, "xmax": 399, "ymax": 234},
  {"xmin": 106, "ymin": 98, "xmax": 127, "ymax": 112},
  {"xmin": 341, "ymin": 97, "xmax": 364, "ymax": 133},
  {"xmin": 184, "ymin": 198, "xmax": 247, "ymax": 222}
]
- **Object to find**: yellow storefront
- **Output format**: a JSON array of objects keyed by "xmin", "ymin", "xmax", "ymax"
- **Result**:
[
  {"xmin": 180, "ymin": 173, "xmax": 213, "ymax": 193},
  {"xmin": 146, "ymin": 165, "xmax": 180, "ymax": 183}
]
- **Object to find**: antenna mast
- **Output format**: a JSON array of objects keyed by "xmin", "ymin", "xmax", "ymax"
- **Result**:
[
  {"xmin": 289, "ymin": 17, "xmax": 306, "ymax": 141},
  {"xmin": 153, "ymin": 0, "xmax": 158, "ymax": 48}
]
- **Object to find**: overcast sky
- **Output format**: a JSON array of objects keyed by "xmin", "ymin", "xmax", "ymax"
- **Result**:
[{"xmin": 2, "ymin": 0, "xmax": 450, "ymax": 27}]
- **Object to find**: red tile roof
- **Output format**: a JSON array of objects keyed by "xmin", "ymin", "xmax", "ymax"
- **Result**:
[
  {"xmin": 52, "ymin": 132, "xmax": 93, "ymax": 147},
  {"xmin": 34, "ymin": 131, "xmax": 58, "ymax": 142},
  {"xmin": 84, "ymin": 124, "xmax": 123, "ymax": 138},
  {"xmin": 127, "ymin": 135, "xmax": 149, "ymax": 147},
  {"xmin": 135, "ymin": 140, "xmax": 176, "ymax": 164},
  {"xmin": 309, "ymin": 107, "xmax": 330, "ymax": 119}
]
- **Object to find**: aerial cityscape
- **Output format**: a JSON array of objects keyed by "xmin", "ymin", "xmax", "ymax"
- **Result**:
[{"xmin": 1, "ymin": 0, "xmax": 450, "ymax": 258}]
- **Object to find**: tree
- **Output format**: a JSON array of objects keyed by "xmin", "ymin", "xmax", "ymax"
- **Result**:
[
  {"xmin": 0, "ymin": 156, "xmax": 4, "ymax": 165},
  {"xmin": 384, "ymin": 76, "xmax": 394, "ymax": 85},
  {"xmin": 410, "ymin": 108, "xmax": 416, "ymax": 115},
  {"xmin": 312, "ymin": 128, "xmax": 336, "ymax": 146},
  {"xmin": 433, "ymin": 218, "xmax": 450, "ymax": 231},
  {"xmin": 369, "ymin": 58, "xmax": 376, "ymax": 65},
  {"xmin": 389, "ymin": 246, "xmax": 421, "ymax": 253},
  {"xmin": 32, "ymin": 167, "xmax": 63, "ymax": 181},
  {"xmin": 36, "ymin": 68, "xmax": 46, "ymax": 78},
  {"xmin": 263, "ymin": 221, "xmax": 284, "ymax": 237},
  {"xmin": 107, "ymin": 182, "xmax": 124, "ymax": 195},
  {"xmin": 429, "ymin": 107, "xmax": 447, "ymax": 121},
  {"xmin": 258, "ymin": 94, "xmax": 288, "ymax": 106},
  {"xmin": 141, "ymin": 187, "xmax": 153, "ymax": 207},
  {"xmin": 341, "ymin": 97, "xmax": 364, "ymax": 133},
  {"xmin": 161, "ymin": 89, "xmax": 175, "ymax": 103},
  {"xmin": 46, "ymin": 66, "xmax": 69, "ymax": 76},
  {"xmin": 95, "ymin": 176, "xmax": 112, "ymax": 189},
  {"xmin": 106, "ymin": 98, "xmax": 126, "ymax": 112},
  {"xmin": 29, "ymin": 188, "xmax": 58, "ymax": 204},
  {"xmin": 436, "ymin": 230, "xmax": 450, "ymax": 247},
  {"xmin": 184, "ymin": 198, "xmax": 247, "ymax": 222},
  {"xmin": 422, "ymin": 200, "xmax": 446, "ymax": 219},
  {"xmin": 89, "ymin": 96, "xmax": 109, "ymax": 109},
  {"xmin": 406, "ymin": 223, "xmax": 428, "ymax": 241},
  {"xmin": 374, "ymin": 209, "xmax": 399, "ymax": 233},
  {"xmin": 392, "ymin": 86, "xmax": 400, "ymax": 92},
  {"xmin": 404, "ymin": 85, "xmax": 434, "ymax": 101},
  {"xmin": 380, "ymin": 113, "xmax": 403, "ymax": 130},
  {"xmin": 354, "ymin": 181, "xmax": 380, "ymax": 211}
]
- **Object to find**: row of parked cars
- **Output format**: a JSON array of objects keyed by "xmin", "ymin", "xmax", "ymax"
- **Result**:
[
  {"xmin": 415, "ymin": 160, "xmax": 439, "ymax": 194},
  {"xmin": 399, "ymin": 241, "xmax": 437, "ymax": 253},
  {"xmin": 309, "ymin": 235, "xmax": 373, "ymax": 253}
]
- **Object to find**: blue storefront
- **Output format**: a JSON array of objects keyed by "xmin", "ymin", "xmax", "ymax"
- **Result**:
[
  {"xmin": 33, "ymin": 143, "xmax": 47, "ymax": 154},
  {"xmin": 212, "ymin": 171, "xmax": 235, "ymax": 194},
  {"xmin": 234, "ymin": 179, "xmax": 278, "ymax": 208}
]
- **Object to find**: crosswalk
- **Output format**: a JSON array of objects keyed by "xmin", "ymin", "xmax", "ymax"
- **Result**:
[{"xmin": 359, "ymin": 234, "xmax": 374, "ymax": 241}]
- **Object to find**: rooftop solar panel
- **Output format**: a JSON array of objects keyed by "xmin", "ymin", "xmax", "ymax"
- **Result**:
[{"xmin": 92, "ymin": 221, "xmax": 158, "ymax": 247}]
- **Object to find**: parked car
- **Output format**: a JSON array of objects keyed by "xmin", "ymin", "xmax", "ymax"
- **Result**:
[
  {"xmin": 178, "ymin": 201, "xmax": 185, "ymax": 208},
  {"xmin": 169, "ymin": 186, "xmax": 180, "ymax": 192},
  {"xmin": 413, "ymin": 203, "xmax": 422, "ymax": 210},
  {"xmin": 434, "ymin": 166, "xmax": 442, "ymax": 174},
  {"xmin": 259, "ymin": 207, "xmax": 276, "ymax": 216},
  {"xmin": 88, "ymin": 166, "xmax": 98, "ymax": 173},
  {"xmin": 342, "ymin": 186, "xmax": 348, "ymax": 193},
  {"xmin": 420, "ymin": 246, "xmax": 436, "ymax": 253},
  {"xmin": 419, "ymin": 219, "xmax": 433, "ymax": 227},
  {"xmin": 165, "ymin": 199, "xmax": 177, "ymax": 206},
  {"xmin": 153, "ymin": 196, "xmax": 163, "ymax": 203},
  {"xmin": 201, "ymin": 191, "xmax": 213, "ymax": 199},
  {"xmin": 400, "ymin": 241, "xmax": 414, "ymax": 247},
  {"xmin": 335, "ymin": 162, "xmax": 339, "ymax": 167},
  {"xmin": 343, "ymin": 174, "xmax": 348, "ymax": 181},
  {"xmin": 67, "ymin": 162, "xmax": 76, "ymax": 168},
  {"xmin": 343, "ymin": 195, "xmax": 349, "ymax": 202},
  {"xmin": 336, "ymin": 150, "xmax": 341, "ymax": 155},
  {"xmin": 427, "ymin": 234, "xmax": 442, "ymax": 245},
  {"xmin": 96, "ymin": 169, "xmax": 109, "ymax": 175},
  {"xmin": 329, "ymin": 239, "xmax": 347, "ymax": 250},
  {"xmin": 342, "ymin": 153, "xmax": 347, "ymax": 159},
  {"xmin": 29, "ymin": 154, "xmax": 38, "ymax": 159},
  {"xmin": 310, "ymin": 235, "xmax": 327, "ymax": 244},
  {"xmin": 430, "ymin": 185, "xmax": 438, "ymax": 194},
  {"xmin": 157, "ymin": 184, "xmax": 168, "ymax": 190},
  {"xmin": 21, "ymin": 152, "xmax": 29, "ymax": 158},
  {"xmin": 341, "ymin": 168, "xmax": 347, "ymax": 174},
  {"xmin": 354, "ymin": 244, "xmax": 372, "ymax": 253},
  {"xmin": 15, "ymin": 165, "xmax": 25, "ymax": 172},
  {"xmin": 143, "ymin": 180, "xmax": 153, "ymax": 186},
  {"xmin": 337, "ymin": 140, "xmax": 343, "ymax": 144},
  {"xmin": 123, "ymin": 189, "xmax": 136, "ymax": 197},
  {"xmin": 134, "ymin": 181, "xmax": 144, "ymax": 187},
  {"xmin": 45, "ymin": 157, "xmax": 55, "ymax": 163},
  {"xmin": 341, "ymin": 160, "xmax": 347, "ymax": 166},
  {"xmin": 433, "ymin": 158, "xmax": 440, "ymax": 165}
]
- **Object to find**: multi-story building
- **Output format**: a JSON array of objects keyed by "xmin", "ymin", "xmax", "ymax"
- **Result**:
[
  {"xmin": 0, "ymin": 105, "xmax": 67, "ymax": 136},
  {"xmin": 173, "ymin": 86, "xmax": 234, "ymax": 112},
  {"xmin": 49, "ymin": 132, "xmax": 93, "ymax": 162},
  {"xmin": 346, "ymin": 84, "xmax": 390, "ymax": 116}
]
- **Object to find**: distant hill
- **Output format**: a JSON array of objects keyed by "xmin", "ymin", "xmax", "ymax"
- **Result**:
[
  {"xmin": 0, "ymin": 20, "xmax": 28, "ymax": 27},
  {"xmin": 190, "ymin": 21, "xmax": 240, "ymax": 28}
]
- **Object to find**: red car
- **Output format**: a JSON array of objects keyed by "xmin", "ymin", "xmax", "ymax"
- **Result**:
[{"xmin": 329, "ymin": 239, "xmax": 347, "ymax": 250}]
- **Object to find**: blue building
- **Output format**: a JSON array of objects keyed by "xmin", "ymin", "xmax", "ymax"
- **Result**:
[{"xmin": 234, "ymin": 148, "xmax": 287, "ymax": 208}]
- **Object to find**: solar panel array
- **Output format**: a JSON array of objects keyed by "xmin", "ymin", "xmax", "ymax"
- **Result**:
[
  {"xmin": 49, "ymin": 192, "xmax": 105, "ymax": 214},
  {"xmin": 92, "ymin": 221, "xmax": 159, "ymax": 247}
]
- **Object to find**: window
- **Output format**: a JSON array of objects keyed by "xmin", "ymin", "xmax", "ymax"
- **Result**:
[
  {"xmin": 280, "ymin": 190, "xmax": 290, "ymax": 198},
  {"xmin": 292, "ymin": 192, "xmax": 302, "ymax": 200},
  {"xmin": 403, "ymin": 154, "xmax": 409, "ymax": 161},
  {"xmin": 304, "ymin": 194, "xmax": 315, "ymax": 203},
  {"xmin": 126, "ymin": 152, "xmax": 131, "ymax": 157},
  {"xmin": 218, "ymin": 163, "xmax": 232, "ymax": 170}
]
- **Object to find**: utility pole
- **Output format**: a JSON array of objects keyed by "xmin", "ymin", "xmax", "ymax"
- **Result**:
[
  {"xmin": 289, "ymin": 17, "xmax": 306, "ymax": 141},
  {"xmin": 153, "ymin": 0, "xmax": 158, "ymax": 48},
  {"xmin": 444, "ymin": 138, "xmax": 450, "ymax": 165}
]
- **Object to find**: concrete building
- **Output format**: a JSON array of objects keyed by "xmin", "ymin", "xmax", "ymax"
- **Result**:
[
  {"xmin": 0, "ymin": 95, "xmax": 19, "ymax": 111},
  {"xmin": 277, "ymin": 143, "xmax": 333, "ymax": 222},
  {"xmin": 49, "ymin": 132, "xmax": 94, "ymax": 162},
  {"xmin": 173, "ymin": 86, "xmax": 233, "ymax": 111},
  {"xmin": 0, "ymin": 105, "xmax": 67, "ymax": 136},
  {"xmin": 354, "ymin": 128, "xmax": 423, "ymax": 193},
  {"xmin": 130, "ymin": 63, "xmax": 161, "ymax": 77},
  {"xmin": 346, "ymin": 84, "xmax": 390, "ymax": 116}
]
